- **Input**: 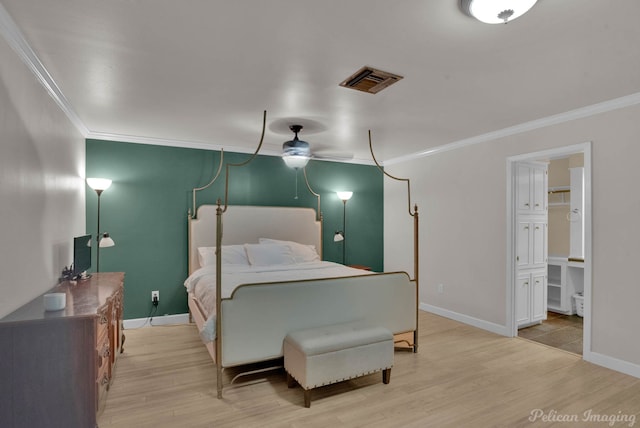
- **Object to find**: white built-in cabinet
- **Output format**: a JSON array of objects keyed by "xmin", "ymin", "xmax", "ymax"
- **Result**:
[
  {"xmin": 547, "ymin": 257, "xmax": 584, "ymax": 315},
  {"xmin": 569, "ymin": 167, "xmax": 585, "ymax": 261},
  {"xmin": 517, "ymin": 221, "xmax": 547, "ymax": 269},
  {"xmin": 516, "ymin": 272, "xmax": 547, "ymax": 326},
  {"xmin": 517, "ymin": 163, "xmax": 547, "ymax": 214},
  {"xmin": 516, "ymin": 161, "xmax": 548, "ymax": 328}
]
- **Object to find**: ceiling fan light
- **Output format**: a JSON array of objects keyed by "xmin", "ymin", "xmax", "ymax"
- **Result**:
[
  {"xmin": 282, "ymin": 155, "xmax": 310, "ymax": 169},
  {"xmin": 460, "ymin": 0, "xmax": 537, "ymax": 24}
]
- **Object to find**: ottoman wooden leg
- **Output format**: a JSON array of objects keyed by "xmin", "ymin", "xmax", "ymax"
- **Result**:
[
  {"xmin": 382, "ymin": 368, "xmax": 391, "ymax": 384},
  {"xmin": 304, "ymin": 389, "xmax": 311, "ymax": 408}
]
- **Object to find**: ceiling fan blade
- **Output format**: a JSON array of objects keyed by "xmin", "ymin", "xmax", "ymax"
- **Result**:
[{"xmin": 312, "ymin": 150, "xmax": 354, "ymax": 161}]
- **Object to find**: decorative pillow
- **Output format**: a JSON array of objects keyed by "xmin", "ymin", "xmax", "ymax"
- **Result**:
[
  {"xmin": 197, "ymin": 245, "xmax": 249, "ymax": 267},
  {"xmin": 244, "ymin": 243, "xmax": 296, "ymax": 266},
  {"xmin": 259, "ymin": 238, "xmax": 320, "ymax": 263}
]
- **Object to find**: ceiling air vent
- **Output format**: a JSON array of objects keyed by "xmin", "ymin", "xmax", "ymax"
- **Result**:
[{"xmin": 339, "ymin": 66, "xmax": 403, "ymax": 94}]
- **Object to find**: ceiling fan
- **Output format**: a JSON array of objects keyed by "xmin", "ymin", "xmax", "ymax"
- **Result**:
[{"xmin": 281, "ymin": 124, "xmax": 353, "ymax": 169}]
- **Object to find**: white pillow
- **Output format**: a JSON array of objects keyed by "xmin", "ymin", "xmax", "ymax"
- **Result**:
[
  {"xmin": 244, "ymin": 243, "xmax": 295, "ymax": 266},
  {"xmin": 258, "ymin": 238, "xmax": 320, "ymax": 263},
  {"xmin": 197, "ymin": 245, "xmax": 249, "ymax": 267}
]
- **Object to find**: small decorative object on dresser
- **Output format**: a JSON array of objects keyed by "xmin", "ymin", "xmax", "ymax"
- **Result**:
[{"xmin": 0, "ymin": 272, "xmax": 125, "ymax": 428}]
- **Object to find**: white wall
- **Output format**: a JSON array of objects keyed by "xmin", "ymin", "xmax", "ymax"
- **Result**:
[
  {"xmin": 0, "ymin": 36, "xmax": 85, "ymax": 317},
  {"xmin": 384, "ymin": 104, "xmax": 640, "ymax": 368}
]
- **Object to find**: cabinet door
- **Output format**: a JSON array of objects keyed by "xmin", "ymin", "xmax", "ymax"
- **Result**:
[
  {"xmin": 517, "ymin": 222, "xmax": 531, "ymax": 267},
  {"xmin": 531, "ymin": 273, "xmax": 547, "ymax": 321},
  {"xmin": 532, "ymin": 222, "xmax": 547, "ymax": 267},
  {"xmin": 532, "ymin": 167, "xmax": 547, "ymax": 213},
  {"xmin": 516, "ymin": 274, "xmax": 531, "ymax": 326},
  {"xmin": 517, "ymin": 164, "xmax": 532, "ymax": 212}
]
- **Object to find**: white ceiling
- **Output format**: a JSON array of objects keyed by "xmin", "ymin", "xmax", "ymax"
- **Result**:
[{"xmin": 2, "ymin": 0, "xmax": 640, "ymax": 163}]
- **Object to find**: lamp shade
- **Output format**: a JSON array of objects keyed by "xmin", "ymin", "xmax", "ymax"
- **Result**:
[
  {"xmin": 336, "ymin": 191, "xmax": 353, "ymax": 201},
  {"xmin": 460, "ymin": 0, "xmax": 537, "ymax": 24},
  {"xmin": 99, "ymin": 233, "xmax": 115, "ymax": 248},
  {"xmin": 87, "ymin": 177, "xmax": 112, "ymax": 191}
]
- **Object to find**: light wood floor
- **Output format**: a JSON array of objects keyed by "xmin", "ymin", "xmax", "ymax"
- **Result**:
[{"xmin": 99, "ymin": 312, "xmax": 640, "ymax": 428}]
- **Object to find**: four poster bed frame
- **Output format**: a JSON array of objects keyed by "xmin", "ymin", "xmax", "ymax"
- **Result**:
[{"xmin": 186, "ymin": 112, "xmax": 420, "ymax": 399}]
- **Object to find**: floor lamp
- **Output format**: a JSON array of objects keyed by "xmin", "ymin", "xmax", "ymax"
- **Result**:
[
  {"xmin": 334, "ymin": 191, "xmax": 353, "ymax": 264},
  {"xmin": 87, "ymin": 178, "xmax": 115, "ymax": 272}
]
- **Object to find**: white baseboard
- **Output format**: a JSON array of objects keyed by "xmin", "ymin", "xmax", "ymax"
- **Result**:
[
  {"xmin": 584, "ymin": 350, "xmax": 640, "ymax": 379},
  {"xmin": 123, "ymin": 313, "xmax": 190, "ymax": 329},
  {"xmin": 420, "ymin": 303, "xmax": 510, "ymax": 337},
  {"xmin": 421, "ymin": 303, "xmax": 640, "ymax": 380}
]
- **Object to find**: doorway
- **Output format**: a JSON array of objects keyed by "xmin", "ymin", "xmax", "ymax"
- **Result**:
[{"xmin": 507, "ymin": 143, "xmax": 592, "ymax": 357}]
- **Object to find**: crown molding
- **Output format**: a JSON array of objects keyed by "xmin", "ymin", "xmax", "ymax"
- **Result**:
[
  {"xmin": 0, "ymin": 3, "xmax": 89, "ymax": 136},
  {"xmin": 384, "ymin": 92, "xmax": 640, "ymax": 166}
]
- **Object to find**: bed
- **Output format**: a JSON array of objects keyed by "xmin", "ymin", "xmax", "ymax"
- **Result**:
[{"xmin": 185, "ymin": 204, "xmax": 418, "ymax": 398}]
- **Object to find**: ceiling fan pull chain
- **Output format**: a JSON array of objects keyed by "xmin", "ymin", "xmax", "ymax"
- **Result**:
[{"xmin": 294, "ymin": 168, "xmax": 299, "ymax": 199}]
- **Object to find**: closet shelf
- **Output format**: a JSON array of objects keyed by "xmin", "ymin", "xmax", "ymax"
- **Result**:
[
  {"xmin": 548, "ymin": 186, "xmax": 570, "ymax": 206},
  {"xmin": 548, "ymin": 186, "xmax": 570, "ymax": 194}
]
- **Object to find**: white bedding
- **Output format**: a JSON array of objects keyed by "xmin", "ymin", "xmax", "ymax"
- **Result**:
[{"xmin": 184, "ymin": 261, "xmax": 373, "ymax": 342}]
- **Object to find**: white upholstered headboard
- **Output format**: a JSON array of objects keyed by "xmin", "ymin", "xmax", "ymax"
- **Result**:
[{"xmin": 188, "ymin": 205, "xmax": 322, "ymax": 274}]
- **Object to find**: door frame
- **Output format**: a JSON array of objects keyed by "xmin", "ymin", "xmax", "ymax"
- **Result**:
[{"xmin": 506, "ymin": 142, "xmax": 592, "ymax": 358}]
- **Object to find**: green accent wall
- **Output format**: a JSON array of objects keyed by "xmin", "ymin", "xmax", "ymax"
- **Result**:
[{"xmin": 86, "ymin": 139, "xmax": 383, "ymax": 319}]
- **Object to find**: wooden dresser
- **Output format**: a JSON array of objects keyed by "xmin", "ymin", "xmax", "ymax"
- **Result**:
[{"xmin": 0, "ymin": 272, "xmax": 124, "ymax": 428}]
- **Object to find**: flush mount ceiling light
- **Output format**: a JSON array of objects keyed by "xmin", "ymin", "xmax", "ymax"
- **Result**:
[{"xmin": 460, "ymin": 0, "xmax": 538, "ymax": 24}]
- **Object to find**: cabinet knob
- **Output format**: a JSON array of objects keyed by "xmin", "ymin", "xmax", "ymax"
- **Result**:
[
  {"xmin": 524, "ymin": 226, "xmax": 529, "ymax": 230},
  {"xmin": 535, "ymin": 203, "xmax": 540, "ymax": 207},
  {"xmin": 524, "ymin": 281, "xmax": 529, "ymax": 285},
  {"xmin": 524, "ymin": 203, "xmax": 530, "ymax": 207}
]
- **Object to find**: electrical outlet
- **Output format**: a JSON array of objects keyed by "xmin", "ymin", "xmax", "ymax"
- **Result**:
[
  {"xmin": 151, "ymin": 290, "xmax": 159, "ymax": 306},
  {"xmin": 437, "ymin": 283, "xmax": 444, "ymax": 294}
]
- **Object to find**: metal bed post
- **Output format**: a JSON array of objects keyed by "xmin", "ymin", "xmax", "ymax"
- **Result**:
[
  {"xmin": 369, "ymin": 130, "xmax": 420, "ymax": 353},
  {"xmin": 215, "ymin": 200, "xmax": 223, "ymax": 398}
]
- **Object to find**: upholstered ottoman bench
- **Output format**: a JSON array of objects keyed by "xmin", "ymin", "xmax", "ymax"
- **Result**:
[{"xmin": 283, "ymin": 322, "xmax": 394, "ymax": 408}]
